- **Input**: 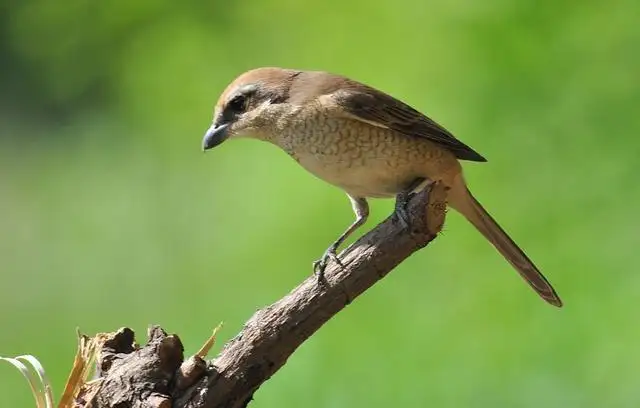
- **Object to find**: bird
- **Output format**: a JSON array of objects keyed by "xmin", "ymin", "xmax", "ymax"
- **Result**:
[{"xmin": 201, "ymin": 67, "xmax": 563, "ymax": 307}]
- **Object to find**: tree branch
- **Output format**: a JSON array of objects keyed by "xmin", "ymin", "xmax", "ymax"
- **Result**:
[{"xmin": 88, "ymin": 183, "xmax": 447, "ymax": 408}]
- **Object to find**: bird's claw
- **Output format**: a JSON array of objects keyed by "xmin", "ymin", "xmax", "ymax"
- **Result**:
[
  {"xmin": 313, "ymin": 246, "xmax": 342, "ymax": 282},
  {"xmin": 393, "ymin": 177, "xmax": 431, "ymax": 230},
  {"xmin": 394, "ymin": 206, "xmax": 410, "ymax": 229},
  {"xmin": 394, "ymin": 193, "xmax": 413, "ymax": 229}
]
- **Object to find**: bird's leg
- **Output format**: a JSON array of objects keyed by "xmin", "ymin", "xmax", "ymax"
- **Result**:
[
  {"xmin": 394, "ymin": 177, "xmax": 431, "ymax": 229},
  {"xmin": 313, "ymin": 195, "xmax": 369, "ymax": 280}
]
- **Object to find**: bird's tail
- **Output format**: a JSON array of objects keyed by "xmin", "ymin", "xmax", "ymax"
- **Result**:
[{"xmin": 447, "ymin": 175, "xmax": 563, "ymax": 307}]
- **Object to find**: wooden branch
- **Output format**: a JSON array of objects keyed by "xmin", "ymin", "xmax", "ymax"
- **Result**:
[{"xmin": 87, "ymin": 183, "xmax": 447, "ymax": 408}]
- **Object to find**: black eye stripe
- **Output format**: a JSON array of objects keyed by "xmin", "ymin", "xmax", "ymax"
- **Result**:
[
  {"xmin": 228, "ymin": 94, "xmax": 246, "ymax": 111},
  {"xmin": 225, "ymin": 83, "xmax": 259, "ymax": 114}
]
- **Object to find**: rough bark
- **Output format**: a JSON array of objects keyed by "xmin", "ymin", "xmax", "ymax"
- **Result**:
[{"xmin": 87, "ymin": 183, "xmax": 447, "ymax": 408}]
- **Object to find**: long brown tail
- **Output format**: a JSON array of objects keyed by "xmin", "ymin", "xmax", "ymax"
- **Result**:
[{"xmin": 447, "ymin": 176, "xmax": 563, "ymax": 307}]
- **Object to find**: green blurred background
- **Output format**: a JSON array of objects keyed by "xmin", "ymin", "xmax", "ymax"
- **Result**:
[{"xmin": 1, "ymin": 0, "xmax": 638, "ymax": 406}]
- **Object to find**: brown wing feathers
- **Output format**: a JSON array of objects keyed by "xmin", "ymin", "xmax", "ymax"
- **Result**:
[
  {"xmin": 288, "ymin": 71, "xmax": 487, "ymax": 162},
  {"xmin": 334, "ymin": 85, "xmax": 487, "ymax": 162}
]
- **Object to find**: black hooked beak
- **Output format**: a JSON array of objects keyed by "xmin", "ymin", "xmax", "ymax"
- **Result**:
[{"xmin": 202, "ymin": 122, "xmax": 230, "ymax": 151}]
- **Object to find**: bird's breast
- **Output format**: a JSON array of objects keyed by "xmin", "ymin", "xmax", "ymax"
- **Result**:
[{"xmin": 275, "ymin": 112, "xmax": 461, "ymax": 198}]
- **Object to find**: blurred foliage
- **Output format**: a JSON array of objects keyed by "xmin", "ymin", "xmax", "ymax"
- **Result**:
[{"xmin": 1, "ymin": 0, "xmax": 639, "ymax": 407}]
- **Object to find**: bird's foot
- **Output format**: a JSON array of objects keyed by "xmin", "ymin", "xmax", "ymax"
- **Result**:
[
  {"xmin": 394, "ymin": 177, "xmax": 432, "ymax": 229},
  {"xmin": 394, "ymin": 205, "xmax": 411, "ymax": 229},
  {"xmin": 394, "ymin": 192, "xmax": 413, "ymax": 229},
  {"xmin": 313, "ymin": 245, "xmax": 342, "ymax": 282}
]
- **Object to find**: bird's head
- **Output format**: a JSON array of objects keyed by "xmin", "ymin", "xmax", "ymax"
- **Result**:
[{"xmin": 202, "ymin": 67, "xmax": 301, "ymax": 150}]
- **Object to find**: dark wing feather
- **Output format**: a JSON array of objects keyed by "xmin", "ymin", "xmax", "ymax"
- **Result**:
[{"xmin": 332, "ymin": 83, "xmax": 487, "ymax": 162}]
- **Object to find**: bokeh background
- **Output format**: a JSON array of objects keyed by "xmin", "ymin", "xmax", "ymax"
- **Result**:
[{"xmin": 1, "ymin": 0, "xmax": 639, "ymax": 407}]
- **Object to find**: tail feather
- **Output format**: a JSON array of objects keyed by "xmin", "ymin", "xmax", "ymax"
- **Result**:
[{"xmin": 448, "ymin": 178, "xmax": 563, "ymax": 307}]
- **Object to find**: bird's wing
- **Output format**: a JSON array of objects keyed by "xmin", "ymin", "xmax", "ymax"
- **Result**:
[{"xmin": 330, "ymin": 86, "xmax": 487, "ymax": 162}]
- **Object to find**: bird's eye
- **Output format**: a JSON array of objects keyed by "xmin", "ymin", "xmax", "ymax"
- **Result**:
[{"xmin": 228, "ymin": 94, "xmax": 246, "ymax": 113}]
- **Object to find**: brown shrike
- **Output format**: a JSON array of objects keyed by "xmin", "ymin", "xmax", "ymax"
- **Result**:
[{"xmin": 202, "ymin": 67, "xmax": 562, "ymax": 307}]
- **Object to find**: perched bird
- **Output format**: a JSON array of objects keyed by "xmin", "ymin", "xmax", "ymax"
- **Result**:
[{"xmin": 202, "ymin": 67, "xmax": 562, "ymax": 307}]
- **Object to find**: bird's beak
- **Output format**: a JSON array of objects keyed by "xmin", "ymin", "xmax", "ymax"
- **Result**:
[{"xmin": 202, "ymin": 123, "xmax": 230, "ymax": 151}]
